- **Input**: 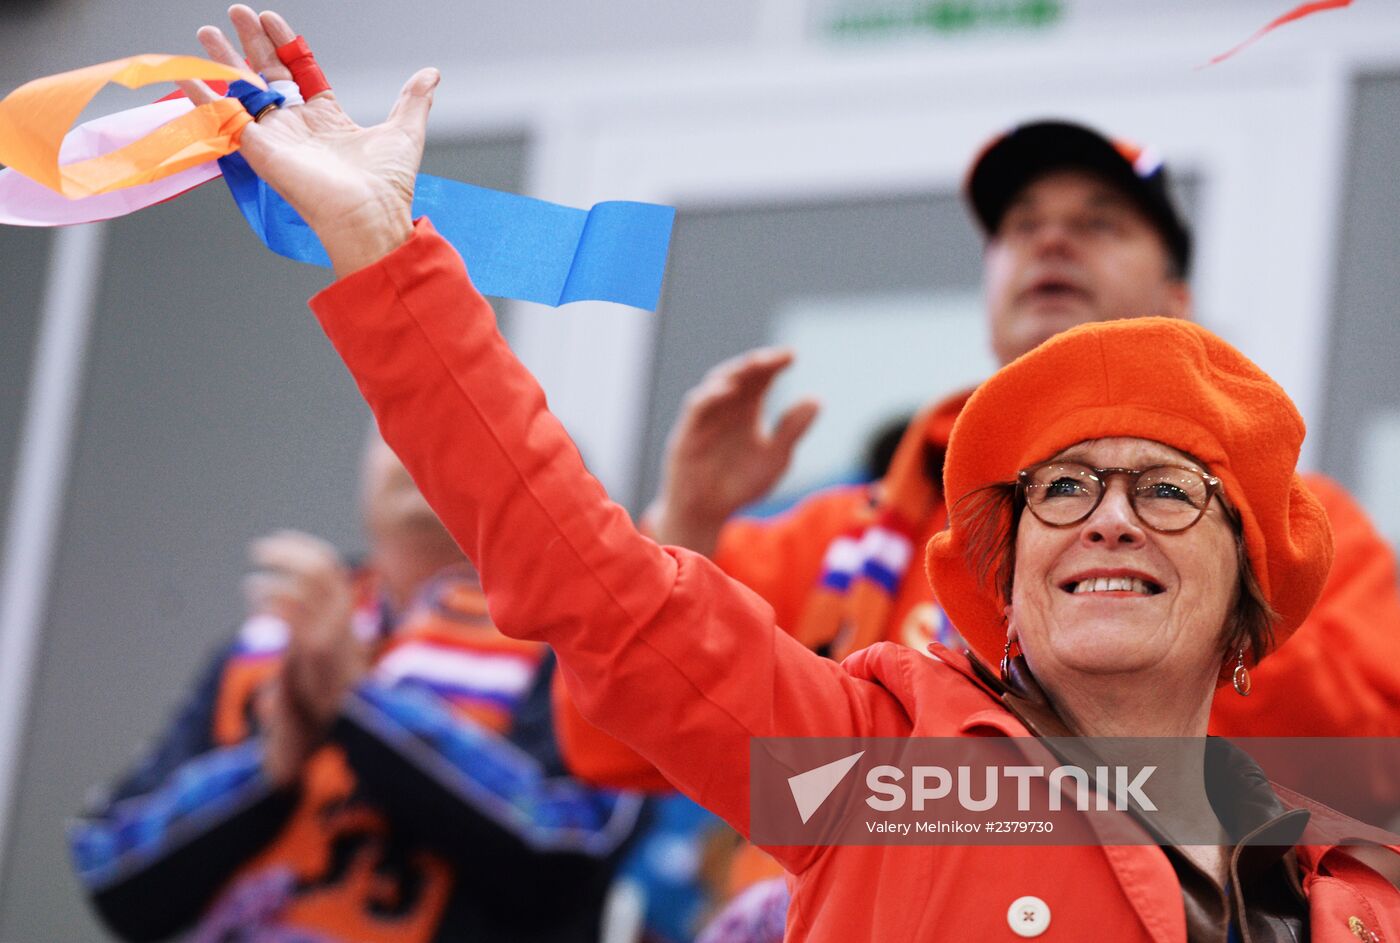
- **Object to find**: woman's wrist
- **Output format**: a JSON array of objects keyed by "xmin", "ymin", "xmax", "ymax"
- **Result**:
[{"xmin": 321, "ymin": 203, "xmax": 415, "ymax": 278}]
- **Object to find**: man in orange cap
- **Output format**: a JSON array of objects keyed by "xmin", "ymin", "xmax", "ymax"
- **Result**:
[{"xmin": 557, "ymin": 119, "xmax": 1400, "ymax": 801}]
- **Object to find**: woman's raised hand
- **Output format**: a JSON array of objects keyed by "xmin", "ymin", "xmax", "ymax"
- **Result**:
[{"xmin": 182, "ymin": 5, "xmax": 439, "ymax": 275}]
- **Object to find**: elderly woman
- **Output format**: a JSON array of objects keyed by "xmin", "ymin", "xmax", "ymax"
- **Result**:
[{"xmin": 185, "ymin": 9, "xmax": 1399, "ymax": 941}]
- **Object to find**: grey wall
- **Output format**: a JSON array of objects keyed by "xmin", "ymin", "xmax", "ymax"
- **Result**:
[
  {"xmin": 0, "ymin": 226, "xmax": 50, "ymax": 547},
  {"xmin": 0, "ymin": 136, "xmax": 525, "ymax": 943},
  {"xmin": 636, "ymin": 191, "xmax": 985, "ymax": 510},
  {"xmin": 1322, "ymin": 71, "xmax": 1400, "ymax": 530}
]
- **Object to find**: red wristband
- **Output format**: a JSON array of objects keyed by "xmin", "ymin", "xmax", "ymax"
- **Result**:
[{"xmin": 275, "ymin": 35, "xmax": 331, "ymax": 99}]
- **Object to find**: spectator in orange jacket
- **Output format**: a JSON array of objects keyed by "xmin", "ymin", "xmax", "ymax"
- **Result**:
[
  {"xmin": 176, "ymin": 44, "xmax": 1400, "ymax": 939},
  {"xmin": 554, "ymin": 121, "xmax": 1400, "ymax": 806}
]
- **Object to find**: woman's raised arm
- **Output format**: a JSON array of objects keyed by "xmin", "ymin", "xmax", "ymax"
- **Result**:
[{"xmin": 197, "ymin": 7, "xmax": 917, "ymax": 874}]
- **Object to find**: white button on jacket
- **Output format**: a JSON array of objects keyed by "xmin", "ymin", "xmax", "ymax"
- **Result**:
[{"xmin": 1007, "ymin": 896, "xmax": 1051, "ymax": 938}]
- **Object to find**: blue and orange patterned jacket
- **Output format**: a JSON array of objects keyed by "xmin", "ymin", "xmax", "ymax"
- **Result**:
[{"xmin": 70, "ymin": 565, "xmax": 644, "ymax": 943}]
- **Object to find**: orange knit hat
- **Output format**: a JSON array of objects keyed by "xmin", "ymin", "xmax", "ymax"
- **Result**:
[{"xmin": 924, "ymin": 317, "xmax": 1333, "ymax": 665}]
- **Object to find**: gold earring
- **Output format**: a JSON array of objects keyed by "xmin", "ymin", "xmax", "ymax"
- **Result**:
[
  {"xmin": 1001, "ymin": 640, "xmax": 1013, "ymax": 684},
  {"xmin": 1232, "ymin": 647, "xmax": 1252, "ymax": 697}
]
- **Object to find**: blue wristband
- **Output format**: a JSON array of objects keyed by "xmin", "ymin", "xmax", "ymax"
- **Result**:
[{"xmin": 226, "ymin": 78, "xmax": 285, "ymax": 120}]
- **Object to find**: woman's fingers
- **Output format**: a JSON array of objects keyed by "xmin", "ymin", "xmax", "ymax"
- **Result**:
[
  {"xmin": 227, "ymin": 4, "xmax": 291, "ymax": 82},
  {"xmin": 196, "ymin": 25, "xmax": 246, "ymax": 71},
  {"xmin": 260, "ymin": 11, "xmax": 335, "ymax": 102},
  {"xmin": 258, "ymin": 9, "xmax": 297, "ymax": 48},
  {"xmin": 385, "ymin": 67, "xmax": 441, "ymax": 142},
  {"xmin": 175, "ymin": 78, "xmax": 220, "ymax": 106}
]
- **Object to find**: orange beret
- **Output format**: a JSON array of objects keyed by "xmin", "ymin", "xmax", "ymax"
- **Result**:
[{"xmin": 925, "ymin": 317, "xmax": 1333, "ymax": 664}]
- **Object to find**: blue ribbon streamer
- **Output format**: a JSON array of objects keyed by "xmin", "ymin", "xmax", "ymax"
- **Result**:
[
  {"xmin": 216, "ymin": 153, "xmax": 675, "ymax": 310},
  {"xmin": 226, "ymin": 79, "xmax": 285, "ymax": 120}
]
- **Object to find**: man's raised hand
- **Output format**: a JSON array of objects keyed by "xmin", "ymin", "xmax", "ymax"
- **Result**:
[{"xmin": 648, "ymin": 348, "xmax": 819, "ymax": 557}]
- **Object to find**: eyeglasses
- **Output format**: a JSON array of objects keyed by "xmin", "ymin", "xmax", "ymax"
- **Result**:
[{"xmin": 1016, "ymin": 461, "xmax": 1222, "ymax": 533}]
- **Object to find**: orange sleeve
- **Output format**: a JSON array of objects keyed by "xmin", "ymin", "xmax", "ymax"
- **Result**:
[
  {"xmin": 552, "ymin": 487, "xmax": 870, "ymax": 791},
  {"xmin": 310, "ymin": 221, "xmax": 913, "ymax": 873},
  {"xmin": 551, "ymin": 669, "xmax": 675, "ymax": 791}
]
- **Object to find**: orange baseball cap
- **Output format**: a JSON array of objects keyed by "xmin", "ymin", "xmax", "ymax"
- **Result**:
[{"xmin": 924, "ymin": 317, "xmax": 1333, "ymax": 664}]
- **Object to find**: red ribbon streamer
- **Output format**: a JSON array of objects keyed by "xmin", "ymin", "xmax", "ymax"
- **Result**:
[
  {"xmin": 156, "ymin": 81, "xmax": 230, "ymax": 103},
  {"xmin": 1204, "ymin": 0, "xmax": 1353, "ymax": 67},
  {"xmin": 275, "ymin": 36, "xmax": 332, "ymax": 100}
]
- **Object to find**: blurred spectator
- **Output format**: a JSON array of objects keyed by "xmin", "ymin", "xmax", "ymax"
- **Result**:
[
  {"xmin": 694, "ymin": 878, "xmax": 788, "ymax": 943},
  {"xmin": 69, "ymin": 434, "xmax": 644, "ymax": 942}
]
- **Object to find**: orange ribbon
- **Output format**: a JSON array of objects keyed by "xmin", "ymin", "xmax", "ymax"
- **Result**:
[
  {"xmin": 1204, "ymin": 0, "xmax": 1353, "ymax": 67},
  {"xmin": 0, "ymin": 55, "xmax": 256, "ymax": 198}
]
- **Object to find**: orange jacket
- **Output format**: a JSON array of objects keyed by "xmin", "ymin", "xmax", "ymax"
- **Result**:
[
  {"xmin": 309, "ymin": 221, "xmax": 1400, "ymax": 942},
  {"xmin": 556, "ymin": 386, "xmax": 1400, "ymax": 798}
]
